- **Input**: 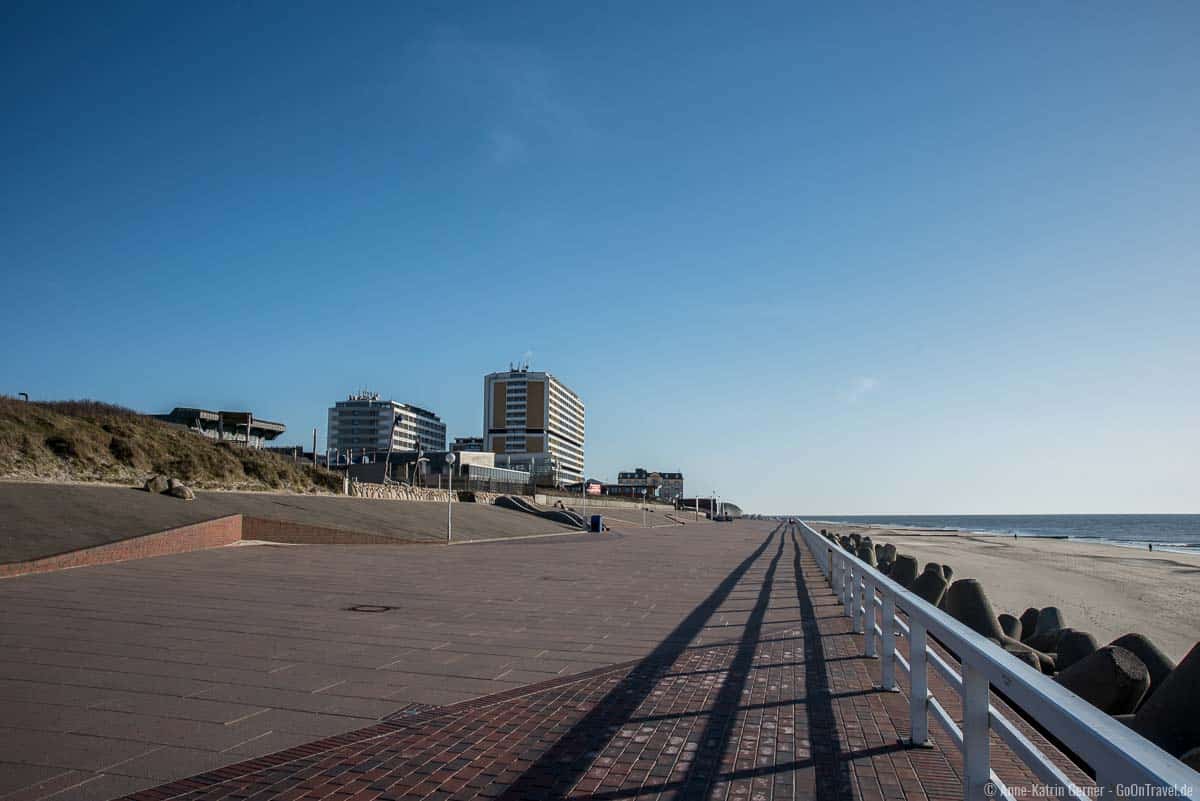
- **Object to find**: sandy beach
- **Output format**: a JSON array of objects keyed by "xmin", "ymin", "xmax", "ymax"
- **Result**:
[{"xmin": 809, "ymin": 522, "xmax": 1200, "ymax": 662}]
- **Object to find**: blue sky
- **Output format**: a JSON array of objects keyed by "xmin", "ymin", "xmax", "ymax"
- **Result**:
[{"xmin": 2, "ymin": 2, "xmax": 1197, "ymax": 514}]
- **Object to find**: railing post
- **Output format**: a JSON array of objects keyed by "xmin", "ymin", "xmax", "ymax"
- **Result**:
[
  {"xmin": 962, "ymin": 661, "xmax": 991, "ymax": 801},
  {"xmin": 852, "ymin": 571, "xmax": 864, "ymax": 634},
  {"xmin": 880, "ymin": 592, "xmax": 896, "ymax": 691},
  {"xmin": 826, "ymin": 547, "xmax": 833, "ymax": 582},
  {"xmin": 908, "ymin": 618, "xmax": 928, "ymax": 744},
  {"xmin": 864, "ymin": 578, "xmax": 877, "ymax": 657},
  {"xmin": 843, "ymin": 563, "xmax": 854, "ymax": 617},
  {"xmin": 835, "ymin": 555, "xmax": 843, "ymax": 603}
]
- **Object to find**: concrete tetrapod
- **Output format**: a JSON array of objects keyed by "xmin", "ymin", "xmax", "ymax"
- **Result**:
[
  {"xmin": 1109, "ymin": 633, "xmax": 1176, "ymax": 708},
  {"xmin": 998, "ymin": 614, "xmax": 1022, "ymax": 640},
  {"xmin": 1053, "ymin": 629, "xmax": 1099, "ymax": 672},
  {"xmin": 941, "ymin": 579, "xmax": 1056, "ymax": 674},
  {"xmin": 1019, "ymin": 608, "xmax": 1041, "ymax": 643},
  {"xmin": 910, "ymin": 565, "xmax": 949, "ymax": 607},
  {"xmin": 1130, "ymin": 641, "xmax": 1200, "ymax": 758},
  {"xmin": 1028, "ymin": 606, "xmax": 1067, "ymax": 652},
  {"xmin": 992, "ymin": 641, "xmax": 1041, "ymax": 671},
  {"xmin": 1055, "ymin": 645, "xmax": 1150, "ymax": 716},
  {"xmin": 889, "ymin": 555, "xmax": 919, "ymax": 589}
]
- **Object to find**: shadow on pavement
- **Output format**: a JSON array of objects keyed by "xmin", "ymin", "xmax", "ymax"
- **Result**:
[
  {"xmin": 496, "ymin": 523, "xmax": 784, "ymax": 801},
  {"xmin": 791, "ymin": 525, "xmax": 854, "ymax": 800},
  {"xmin": 503, "ymin": 523, "xmax": 857, "ymax": 801}
]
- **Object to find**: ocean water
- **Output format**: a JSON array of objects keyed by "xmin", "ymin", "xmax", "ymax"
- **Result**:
[{"xmin": 803, "ymin": 515, "xmax": 1200, "ymax": 553}]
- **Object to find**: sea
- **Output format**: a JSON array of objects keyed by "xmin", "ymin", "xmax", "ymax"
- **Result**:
[{"xmin": 802, "ymin": 515, "xmax": 1200, "ymax": 554}]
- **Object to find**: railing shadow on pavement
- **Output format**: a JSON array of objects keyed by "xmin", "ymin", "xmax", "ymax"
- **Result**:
[
  {"xmin": 495, "ymin": 523, "xmax": 785, "ymax": 801},
  {"xmin": 496, "ymin": 520, "xmax": 869, "ymax": 801}
]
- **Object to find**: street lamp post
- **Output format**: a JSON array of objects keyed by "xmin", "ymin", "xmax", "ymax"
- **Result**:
[
  {"xmin": 445, "ymin": 452, "xmax": 456, "ymax": 544},
  {"xmin": 642, "ymin": 488, "xmax": 647, "ymax": 527}
]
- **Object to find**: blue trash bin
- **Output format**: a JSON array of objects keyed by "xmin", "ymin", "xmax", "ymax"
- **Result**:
[{"xmin": 590, "ymin": 515, "xmax": 603, "ymax": 532}]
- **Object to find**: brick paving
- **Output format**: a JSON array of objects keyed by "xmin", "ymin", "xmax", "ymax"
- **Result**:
[{"xmin": 95, "ymin": 525, "xmax": 1090, "ymax": 801}]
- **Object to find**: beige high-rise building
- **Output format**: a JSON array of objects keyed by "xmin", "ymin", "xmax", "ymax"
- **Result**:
[{"xmin": 483, "ymin": 368, "xmax": 584, "ymax": 486}]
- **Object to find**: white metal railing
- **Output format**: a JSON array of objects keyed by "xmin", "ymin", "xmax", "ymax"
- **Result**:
[{"xmin": 795, "ymin": 521, "xmax": 1198, "ymax": 801}]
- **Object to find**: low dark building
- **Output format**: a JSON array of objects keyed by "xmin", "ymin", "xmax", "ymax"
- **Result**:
[
  {"xmin": 348, "ymin": 450, "xmax": 532, "ymax": 492},
  {"xmin": 603, "ymin": 483, "xmax": 660, "ymax": 499},
  {"xmin": 153, "ymin": 407, "xmax": 285, "ymax": 449},
  {"xmin": 677, "ymin": 497, "xmax": 743, "ymax": 519}
]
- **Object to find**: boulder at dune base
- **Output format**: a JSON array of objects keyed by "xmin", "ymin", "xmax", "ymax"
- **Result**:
[
  {"xmin": 143, "ymin": 475, "xmax": 169, "ymax": 494},
  {"xmin": 167, "ymin": 483, "xmax": 195, "ymax": 501}
]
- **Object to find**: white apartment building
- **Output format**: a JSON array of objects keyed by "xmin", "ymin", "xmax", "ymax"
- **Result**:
[
  {"xmin": 327, "ymin": 391, "xmax": 446, "ymax": 459},
  {"xmin": 483, "ymin": 368, "xmax": 585, "ymax": 486}
]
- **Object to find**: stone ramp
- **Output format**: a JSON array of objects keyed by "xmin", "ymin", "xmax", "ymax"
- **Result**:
[
  {"xmin": 102, "ymin": 527, "xmax": 1089, "ymax": 801},
  {"xmin": 0, "ymin": 482, "xmax": 578, "ymax": 572}
]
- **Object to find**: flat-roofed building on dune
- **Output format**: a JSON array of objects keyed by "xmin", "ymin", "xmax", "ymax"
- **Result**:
[
  {"xmin": 327, "ymin": 391, "xmax": 446, "ymax": 461},
  {"xmin": 483, "ymin": 367, "xmax": 585, "ymax": 487},
  {"xmin": 153, "ymin": 407, "xmax": 285, "ymax": 449}
]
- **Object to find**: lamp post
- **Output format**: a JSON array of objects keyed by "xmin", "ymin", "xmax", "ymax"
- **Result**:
[
  {"xmin": 642, "ymin": 488, "xmax": 647, "ymax": 527},
  {"xmin": 445, "ymin": 452, "xmax": 457, "ymax": 544}
]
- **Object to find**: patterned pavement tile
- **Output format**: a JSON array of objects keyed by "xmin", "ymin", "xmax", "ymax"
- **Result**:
[{"xmin": 105, "ymin": 525, "xmax": 1091, "ymax": 801}]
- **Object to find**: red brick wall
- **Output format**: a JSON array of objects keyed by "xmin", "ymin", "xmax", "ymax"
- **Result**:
[
  {"xmin": 0, "ymin": 515, "xmax": 244, "ymax": 579},
  {"xmin": 0, "ymin": 511, "xmax": 428, "ymax": 580}
]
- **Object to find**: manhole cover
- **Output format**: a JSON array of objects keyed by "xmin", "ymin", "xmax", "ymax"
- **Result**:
[{"xmin": 346, "ymin": 604, "xmax": 396, "ymax": 613}]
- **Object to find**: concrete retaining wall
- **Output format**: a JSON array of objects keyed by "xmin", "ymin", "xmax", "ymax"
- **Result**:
[
  {"xmin": 350, "ymin": 483, "xmax": 455, "ymax": 502},
  {"xmin": 241, "ymin": 517, "xmax": 421, "ymax": 546}
]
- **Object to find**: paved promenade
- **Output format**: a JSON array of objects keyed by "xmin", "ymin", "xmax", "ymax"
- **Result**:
[{"xmin": 0, "ymin": 520, "xmax": 1083, "ymax": 800}]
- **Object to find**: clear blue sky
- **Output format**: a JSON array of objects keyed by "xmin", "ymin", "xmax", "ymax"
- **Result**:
[{"xmin": 3, "ymin": 2, "xmax": 1197, "ymax": 514}]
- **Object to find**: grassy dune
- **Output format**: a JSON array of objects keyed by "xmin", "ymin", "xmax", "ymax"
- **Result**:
[{"xmin": 0, "ymin": 396, "xmax": 340, "ymax": 493}]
